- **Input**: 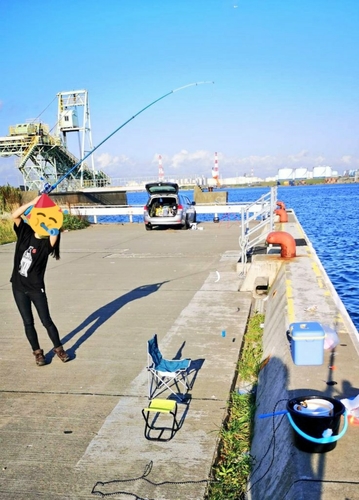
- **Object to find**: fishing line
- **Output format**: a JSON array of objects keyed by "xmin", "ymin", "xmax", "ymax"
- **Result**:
[
  {"xmin": 32, "ymin": 94, "xmax": 57, "ymax": 123},
  {"xmin": 283, "ymin": 478, "xmax": 359, "ymax": 498},
  {"xmin": 41, "ymin": 81, "xmax": 214, "ymax": 194}
]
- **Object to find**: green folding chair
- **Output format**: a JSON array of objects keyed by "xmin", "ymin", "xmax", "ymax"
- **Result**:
[{"xmin": 142, "ymin": 398, "xmax": 180, "ymax": 441}]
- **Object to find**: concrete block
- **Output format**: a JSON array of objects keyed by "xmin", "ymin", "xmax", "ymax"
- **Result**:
[{"xmin": 239, "ymin": 255, "xmax": 282, "ymax": 293}]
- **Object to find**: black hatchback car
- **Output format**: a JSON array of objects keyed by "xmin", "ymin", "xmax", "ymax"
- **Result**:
[{"xmin": 143, "ymin": 182, "xmax": 196, "ymax": 230}]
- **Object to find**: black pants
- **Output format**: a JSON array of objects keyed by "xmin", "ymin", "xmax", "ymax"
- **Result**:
[{"xmin": 12, "ymin": 285, "xmax": 62, "ymax": 351}]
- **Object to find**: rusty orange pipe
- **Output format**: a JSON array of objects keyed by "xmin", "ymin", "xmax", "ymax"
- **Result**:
[
  {"xmin": 266, "ymin": 231, "xmax": 296, "ymax": 258},
  {"xmin": 275, "ymin": 208, "xmax": 288, "ymax": 222}
]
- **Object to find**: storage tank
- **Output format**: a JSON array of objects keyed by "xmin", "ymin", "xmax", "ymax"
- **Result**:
[
  {"xmin": 313, "ymin": 166, "xmax": 332, "ymax": 178},
  {"xmin": 277, "ymin": 168, "xmax": 294, "ymax": 181},
  {"xmin": 294, "ymin": 168, "xmax": 308, "ymax": 180}
]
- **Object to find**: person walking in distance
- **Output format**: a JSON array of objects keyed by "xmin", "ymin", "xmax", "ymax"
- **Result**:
[{"xmin": 10, "ymin": 194, "xmax": 69, "ymax": 366}]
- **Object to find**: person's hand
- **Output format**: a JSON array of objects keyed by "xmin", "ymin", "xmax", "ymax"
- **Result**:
[{"xmin": 32, "ymin": 195, "xmax": 42, "ymax": 205}]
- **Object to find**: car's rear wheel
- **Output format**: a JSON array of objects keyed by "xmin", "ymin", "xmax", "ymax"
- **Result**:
[
  {"xmin": 145, "ymin": 224, "xmax": 152, "ymax": 231},
  {"xmin": 182, "ymin": 215, "xmax": 190, "ymax": 230}
]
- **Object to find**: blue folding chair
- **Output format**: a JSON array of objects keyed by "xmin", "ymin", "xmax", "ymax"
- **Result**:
[{"xmin": 146, "ymin": 334, "xmax": 191, "ymax": 402}]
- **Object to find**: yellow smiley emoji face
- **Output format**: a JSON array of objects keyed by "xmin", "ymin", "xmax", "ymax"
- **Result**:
[{"xmin": 26, "ymin": 194, "xmax": 64, "ymax": 236}]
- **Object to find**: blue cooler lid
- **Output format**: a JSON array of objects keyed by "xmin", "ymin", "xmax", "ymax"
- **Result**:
[{"xmin": 289, "ymin": 322, "xmax": 325, "ymax": 340}]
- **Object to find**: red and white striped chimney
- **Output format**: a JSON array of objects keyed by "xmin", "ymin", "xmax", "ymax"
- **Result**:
[
  {"xmin": 158, "ymin": 155, "xmax": 164, "ymax": 182},
  {"xmin": 212, "ymin": 152, "xmax": 219, "ymax": 179}
]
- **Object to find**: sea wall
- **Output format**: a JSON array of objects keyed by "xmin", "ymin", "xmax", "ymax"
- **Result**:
[
  {"xmin": 193, "ymin": 185, "xmax": 228, "ymax": 204},
  {"xmin": 20, "ymin": 190, "xmax": 128, "ymax": 206},
  {"xmin": 247, "ymin": 262, "xmax": 301, "ymax": 499},
  {"xmin": 245, "ymin": 211, "xmax": 359, "ymax": 499}
]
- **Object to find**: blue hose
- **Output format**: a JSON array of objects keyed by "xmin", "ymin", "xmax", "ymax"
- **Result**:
[{"xmin": 287, "ymin": 410, "xmax": 348, "ymax": 444}]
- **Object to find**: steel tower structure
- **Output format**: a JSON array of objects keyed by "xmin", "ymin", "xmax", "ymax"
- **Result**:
[
  {"xmin": 56, "ymin": 90, "xmax": 95, "ymax": 186},
  {"xmin": 0, "ymin": 90, "xmax": 110, "ymax": 191},
  {"xmin": 0, "ymin": 122, "xmax": 81, "ymax": 192}
]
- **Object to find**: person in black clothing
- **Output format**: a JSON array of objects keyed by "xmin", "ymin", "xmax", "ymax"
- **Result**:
[{"xmin": 11, "ymin": 195, "xmax": 69, "ymax": 366}]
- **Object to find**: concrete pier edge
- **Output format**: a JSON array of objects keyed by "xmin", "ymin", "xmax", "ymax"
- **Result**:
[{"xmin": 245, "ymin": 210, "xmax": 359, "ymax": 500}]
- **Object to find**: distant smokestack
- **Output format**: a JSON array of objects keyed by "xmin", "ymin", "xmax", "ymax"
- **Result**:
[
  {"xmin": 158, "ymin": 155, "xmax": 164, "ymax": 182},
  {"xmin": 212, "ymin": 152, "xmax": 219, "ymax": 179}
]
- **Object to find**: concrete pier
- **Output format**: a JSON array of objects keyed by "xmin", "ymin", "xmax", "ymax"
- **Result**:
[
  {"xmin": 0, "ymin": 215, "xmax": 358, "ymax": 500},
  {"xmin": 0, "ymin": 221, "xmax": 251, "ymax": 500}
]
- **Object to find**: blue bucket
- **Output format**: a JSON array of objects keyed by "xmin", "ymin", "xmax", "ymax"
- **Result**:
[{"xmin": 286, "ymin": 396, "xmax": 347, "ymax": 453}]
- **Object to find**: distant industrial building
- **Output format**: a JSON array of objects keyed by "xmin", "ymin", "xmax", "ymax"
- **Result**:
[{"xmin": 277, "ymin": 166, "xmax": 339, "ymax": 181}]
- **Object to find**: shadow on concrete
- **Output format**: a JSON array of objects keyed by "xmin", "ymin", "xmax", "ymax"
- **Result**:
[
  {"xmin": 173, "ymin": 341, "xmax": 186, "ymax": 360},
  {"xmin": 285, "ymin": 348, "xmax": 345, "ymax": 499},
  {"xmin": 339, "ymin": 379, "xmax": 359, "ymax": 399},
  {"xmin": 170, "ymin": 340, "xmax": 205, "ymax": 391},
  {"xmin": 45, "ymin": 282, "xmax": 166, "ymax": 361},
  {"xmin": 188, "ymin": 358, "xmax": 205, "ymax": 390},
  {"xmin": 254, "ymin": 346, "xmax": 356, "ymax": 499},
  {"xmin": 247, "ymin": 353, "xmax": 347, "ymax": 500}
]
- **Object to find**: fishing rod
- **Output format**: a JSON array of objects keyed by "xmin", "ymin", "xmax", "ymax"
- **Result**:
[{"xmin": 41, "ymin": 81, "xmax": 214, "ymax": 194}]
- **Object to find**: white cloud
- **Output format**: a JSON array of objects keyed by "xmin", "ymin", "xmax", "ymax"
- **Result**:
[
  {"xmin": 94, "ymin": 152, "xmax": 138, "ymax": 178},
  {"xmin": 312, "ymin": 155, "xmax": 326, "ymax": 165},
  {"xmin": 340, "ymin": 155, "xmax": 359, "ymax": 166},
  {"xmin": 169, "ymin": 150, "xmax": 212, "ymax": 169},
  {"xmin": 341, "ymin": 155, "xmax": 352, "ymax": 164},
  {"xmin": 145, "ymin": 150, "xmax": 335, "ymax": 177},
  {"xmin": 288, "ymin": 150, "xmax": 309, "ymax": 162},
  {"xmin": 3, "ymin": 148, "xmax": 357, "ymax": 187},
  {"xmin": 95, "ymin": 153, "xmax": 133, "ymax": 169},
  {"xmin": 116, "ymin": 149, "xmax": 359, "ymax": 179}
]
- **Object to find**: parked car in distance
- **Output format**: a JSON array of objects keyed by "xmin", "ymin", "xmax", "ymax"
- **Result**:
[{"xmin": 143, "ymin": 182, "xmax": 196, "ymax": 230}]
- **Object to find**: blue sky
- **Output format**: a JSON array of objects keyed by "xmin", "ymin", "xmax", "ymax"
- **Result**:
[{"xmin": 1, "ymin": 0, "xmax": 359, "ymax": 185}]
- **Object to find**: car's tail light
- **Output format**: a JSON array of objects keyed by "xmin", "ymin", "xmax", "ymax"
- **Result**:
[
  {"xmin": 177, "ymin": 204, "xmax": 183, "ymax": 210},
  {"xmin": 144, "ymin": 205, "xmax": 148, "ymax": 212}
]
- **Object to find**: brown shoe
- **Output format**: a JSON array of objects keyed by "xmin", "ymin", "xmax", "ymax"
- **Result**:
[
  {"xmin": 33, "ymin": 349, "xmax": 46, "ymax": 366},
  {"xmin": 53, "ymin": 346, "xmax": 70, "ymax": 363}
]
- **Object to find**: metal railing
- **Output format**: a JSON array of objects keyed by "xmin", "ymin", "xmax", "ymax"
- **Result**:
[
  {"xmin": 67, "ymin": 198, "xmax": 275, "ymax": 223},
  {"xmin": 66, "ymin": 186, "xmax": 278, "ymax": 275},
  {"xmin": 238, "ymin": 186, "xmax": 277, "ymax": 275}
]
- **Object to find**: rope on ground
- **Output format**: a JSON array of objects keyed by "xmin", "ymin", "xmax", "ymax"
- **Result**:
[{"xmin": 91, "ymin": 460, "xmax": 212, "ymax": 499}]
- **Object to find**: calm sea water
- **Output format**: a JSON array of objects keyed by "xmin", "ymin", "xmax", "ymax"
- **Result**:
[
  {"xmin": 277, "ymin": 183, "xmax": 359, "ymax": 331},
  {"xmin": 99, "ymin": 183, "xmax": 359, "ymax": 330}
]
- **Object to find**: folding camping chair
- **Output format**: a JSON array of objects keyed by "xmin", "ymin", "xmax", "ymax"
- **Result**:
[{"xmin": 146, "ymin": 334, "xmax": 191, "ymax": 402}]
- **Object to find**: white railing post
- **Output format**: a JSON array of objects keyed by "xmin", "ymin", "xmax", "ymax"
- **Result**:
[{"xmin": 237, "ymin": 186, "xmax": 278, "ymax": 275}]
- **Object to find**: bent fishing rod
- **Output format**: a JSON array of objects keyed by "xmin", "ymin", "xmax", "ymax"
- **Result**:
[{"xmin": 41, "ymin": 81, "xmax": 214, "ymax": 194}]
